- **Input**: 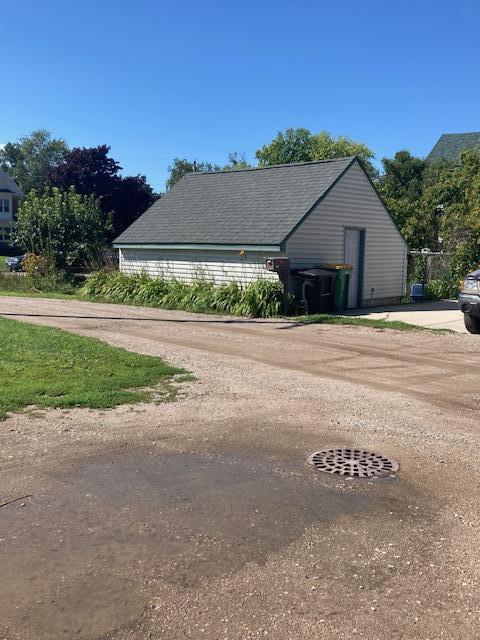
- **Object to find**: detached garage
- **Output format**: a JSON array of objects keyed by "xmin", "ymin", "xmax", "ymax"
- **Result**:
[{"xmin": 113, "ymin": 157, "xmax": 408, "ymax": 308}]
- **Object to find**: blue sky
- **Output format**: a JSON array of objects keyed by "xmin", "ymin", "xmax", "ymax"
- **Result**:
[{"xmin": 2, "ymin": 0, "xmax": 479, "ymax": 191}]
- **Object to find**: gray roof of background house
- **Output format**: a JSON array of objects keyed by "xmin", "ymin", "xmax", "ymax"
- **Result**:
[
  {"xmin": 427, "ymin": 132, "xmax": 480, "ymax": 162},
  {"xmin": 0, "ymin": 170, "xmax": 23, "ymax": 196},
  {"xmin": 114, "ymin": 157, "xmax": 356, "ymax": 246}
]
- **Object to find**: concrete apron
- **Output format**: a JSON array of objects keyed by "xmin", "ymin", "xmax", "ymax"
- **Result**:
[{"xmin": 344, "ymin": 300, "xmax": 467, "ymax": 333}]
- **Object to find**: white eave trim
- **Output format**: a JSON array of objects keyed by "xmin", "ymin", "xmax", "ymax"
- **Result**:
[{"xmin": 113, "ymin": 243, "xmax": 282, "ymax": 252}]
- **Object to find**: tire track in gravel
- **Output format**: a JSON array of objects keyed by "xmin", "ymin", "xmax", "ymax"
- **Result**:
[{"xmin": 96, "ymin": 324, "xmax": 478, "ymax": 414}]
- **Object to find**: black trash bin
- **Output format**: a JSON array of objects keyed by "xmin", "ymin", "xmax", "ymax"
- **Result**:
[{"xmin": 296, "ymin": 268, "xmax": 335, "ymax": 313}]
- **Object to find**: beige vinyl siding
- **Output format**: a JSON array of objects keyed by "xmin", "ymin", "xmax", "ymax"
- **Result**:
[
  {"xmin": 286, "ymin": 162, "xmax": 407, "ymax": 303},
  {"xmin": 119, "ymin": 248, "xmax": 279, "ymax": 286}
]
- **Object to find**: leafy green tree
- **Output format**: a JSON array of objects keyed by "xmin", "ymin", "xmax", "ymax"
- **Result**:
[
  {"xmin": 225, "ymin": 152, "xmax": 251, "ymax": 169},
  {"xmin": 255, "ymin": 128, "xmax": 316, "ymax": 166},
  {"xmin": 378, "ymin": 151, "xmax": 426, "ymax": 201},
  {"xmin": 166, "ymin": 153, "xmax": 252, "ymax": 190},
  {"xmin": 385, "ymin": 197, "xmax": 428, "ymax": 249},
  {"xmin": 255, "ymin": 128, "xmax": 377, "ymax": 176},
  {"xmin": 166, "ymin": 158, "xmax": 221, "ymax": 190},
  {"xmin": 421, "ymin": 151, "xmax": 480, "ymax": 278},
  {"xmin": 377, "ymin": 149, "xmax": 480, "ymax": 280},
  {"xmin": 312, "ymin": 132, "xmax": 376, "ymax": 176},
  {"xmin": 0, "ymin": 130, "xmax": 68, "ymax": 193},
  {"xmin": 376, "ymin": 151, "xmax": 428, "ymax": 247},
  {"xmin": 14, "ymin": 187, "xmax": 110, "ymax": 272}
]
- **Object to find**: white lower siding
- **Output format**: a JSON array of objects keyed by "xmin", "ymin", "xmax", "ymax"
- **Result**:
[{"xmin": 119, "ymin": 249, "xmax": 279, "ymax": 286}]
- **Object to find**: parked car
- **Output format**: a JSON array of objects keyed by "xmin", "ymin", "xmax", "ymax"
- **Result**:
[
  {"xmin": 6, "ymin": 255, "xmax": 25, "ymax": 272},
  {"xmin": 458, "ymin": 269, "xmax": 480, "ymax": 333}
]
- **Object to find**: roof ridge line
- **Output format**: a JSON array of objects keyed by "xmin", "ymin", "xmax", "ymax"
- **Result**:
[
  {"xmin": 185, "ymin": 156, "xmax": 357, "ymax": 177},
  {"xmin": 440, "ymin": 131, "xmax": 480, "ymax": 136}
]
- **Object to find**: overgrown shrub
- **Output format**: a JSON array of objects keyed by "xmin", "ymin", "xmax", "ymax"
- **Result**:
[
  {"xmin": 84, "ymin": 247, "xmax": 118, "ymax": 272},
  {"xmin": 425, "ymin": 278, "xmax": 460, "ymax": 300},
  {"xmin": 22, "ymin": 252, "xmax": 52, "ymax": 277},
  {"xmin": 0, "ymin": 272, "xmax": 75, "ymax": 295},
  {"xmin": 82, "ymin": 271, "xmax": 291, "ymax": 318},
  {"xmin": 233, "ymin": 279, "xmax": 283, "ymax": 317},
  {"xmin": 13, "ymin": 187, "xmax": 110, "ymax": 273}
]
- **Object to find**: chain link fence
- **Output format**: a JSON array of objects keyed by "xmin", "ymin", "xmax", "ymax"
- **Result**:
[{"xmin": 407, "ymin": 252, "xmax": 458, "ymax": 300}]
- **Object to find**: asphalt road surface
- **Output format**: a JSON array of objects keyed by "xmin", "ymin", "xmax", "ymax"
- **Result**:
[{"xmin": 1, "ymin": 296, "xmax": 480, "ymax": 640}]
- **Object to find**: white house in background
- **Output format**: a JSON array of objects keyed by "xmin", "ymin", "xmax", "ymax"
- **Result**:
[
  {"xmin": 113, "ymin": 157, "xmax": 408, "ymax": 308},
  {"xmin": 0, "ymin": 170, "xmax": 23, "ymax": 247}
]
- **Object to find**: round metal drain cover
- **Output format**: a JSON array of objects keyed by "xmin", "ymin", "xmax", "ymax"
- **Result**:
[{"xmin": 308, "ymin": 448, "xmax": 399, "ymax": 478}]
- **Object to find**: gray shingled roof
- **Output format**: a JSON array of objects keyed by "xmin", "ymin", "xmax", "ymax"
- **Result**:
[
  {"xmin": 0, "ymin": 170, "xmax": 23, "ymax": 196},
  {"xmin": 114, "ymin": 157, "xmax": 356, "ymax": 246},
  {"xmin": 427, "ymin": 132, "xmax": 480, "ymax": 162}
]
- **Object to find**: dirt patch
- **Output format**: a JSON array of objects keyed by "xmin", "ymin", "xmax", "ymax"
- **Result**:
[{"xmin": 1, "ymin": 450, "xmax": 432, "ymax": 639}]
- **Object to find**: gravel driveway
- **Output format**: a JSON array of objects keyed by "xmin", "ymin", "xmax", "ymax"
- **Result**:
[{"xmin": 1, "ymin": 296, "xmax": 480, "ymax": 640}]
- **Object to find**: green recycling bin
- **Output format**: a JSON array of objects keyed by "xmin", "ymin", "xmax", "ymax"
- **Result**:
[{"xmin": 319, "ymin": 264, "xmax": 352, "ymax": 311}]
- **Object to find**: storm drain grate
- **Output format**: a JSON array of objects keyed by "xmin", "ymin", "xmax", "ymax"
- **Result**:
[{"xmin": 308, "ymin": 448, "xmax": 399, "ymax": 478}]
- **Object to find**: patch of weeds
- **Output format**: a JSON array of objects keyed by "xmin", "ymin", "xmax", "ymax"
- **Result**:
[{"xmin": 293, "ymin": 313, "xmax": 453, "ymax": 334}]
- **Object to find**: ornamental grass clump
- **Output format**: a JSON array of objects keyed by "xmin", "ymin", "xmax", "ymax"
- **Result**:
[
  {"xmin": 234, "ymin": 279, "xmax": 284, "ymax": 317},
  {"xmin": 82, "ymin": 270, "xmax": 288, "ymax": 318}
]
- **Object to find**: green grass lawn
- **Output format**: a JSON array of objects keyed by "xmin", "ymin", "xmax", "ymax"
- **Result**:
[
  {"xmin": 0, "ymin": 288, "xmax": 79, "ymax": 300},
  {"xmin": 0, "ymin": 317, "xmax": 186, "ymax": 420},
  {"xmin": 0, "ymin": 256, "xmax": 7, "ymax": 271}
]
